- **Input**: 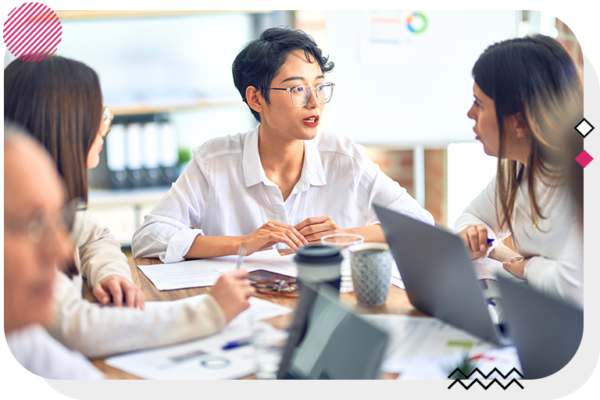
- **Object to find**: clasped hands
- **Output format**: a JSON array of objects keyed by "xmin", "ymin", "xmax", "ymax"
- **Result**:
[
  {"xmin": 240, "ymin": 215, "xmax": 344, "ymax": 255},
  {"xmin": 457, "ymin": 224, "xmax": 529, "ymax": 278}
]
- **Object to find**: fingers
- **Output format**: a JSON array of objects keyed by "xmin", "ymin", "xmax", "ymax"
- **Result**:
[
  {"xmin": 92, "ymin": 284, "xmax": 111, "ymax": 305},
  {"xmin": 211, "ymin": 271, "xmax": 254, "ymax": 322},
  {"xmin": 249, "ymin": 222, "xmax": 307, "ymax": 252},
  {"xmin": 136, "ymin": 290, "xmax": 146, "ymax": 310},
  {"xmin": 295, "ymin": 216, "xmax": 327, "ymax": 231},
  {"xmin": 106, "ymin": 279, "xmax": 123, "ymax": 307},
  {"xmin": 459, "ymin": 225, "xmax": 490, "ymax": 258},
  {"xmin": 96, "ymin": 276, "xmax": 145, "ymax": 309},
  {"xmin": 263, "ymin": 221, "xmax": 308, "ymax": 247},
  {"xmin": 295, "ymin": 216, "xmax": 336, "ymax": 236}
]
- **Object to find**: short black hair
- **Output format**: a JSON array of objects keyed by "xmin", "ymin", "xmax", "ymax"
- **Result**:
[{"xmin": 232, "ymin": 27, "xmax": 335, "ymax": 122}]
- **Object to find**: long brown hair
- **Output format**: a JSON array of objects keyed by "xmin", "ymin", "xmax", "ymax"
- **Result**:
[
  {"xmin": 4, "ymin": 56, "xmax": 103, "ymax": 203},
  {"xmin": 472, "ymin": 35, "xmax": 583, "ymax": 235}
]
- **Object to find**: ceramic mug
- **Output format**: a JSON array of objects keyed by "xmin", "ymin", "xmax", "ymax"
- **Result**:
[{"xmin": 349, "ymin": 243, "xmax": 394, "ymax": 307}]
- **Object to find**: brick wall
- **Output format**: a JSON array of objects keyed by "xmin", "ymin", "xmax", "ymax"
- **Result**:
[{"xmin": 555, "ymin": 18, "xmax": 584, "ymax": 78}]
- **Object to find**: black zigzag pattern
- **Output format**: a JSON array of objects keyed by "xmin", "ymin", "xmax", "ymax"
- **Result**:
[
  {"xmin": 448, "ymin": 378, "xmax": 524, "ymax": 390},
  {"xmin": 447, "ymin": 368, "xmax": 524, "ymax": 390}
]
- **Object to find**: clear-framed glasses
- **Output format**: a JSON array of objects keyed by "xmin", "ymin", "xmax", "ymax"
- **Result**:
[
  {"xmin": 4, "ymin": 197, "xmax": 86, "ymax": 245},
  {"xmin": 268, "ymin": 82, "xmax": 335, "ymax": 107},
  {"xmin": 100, "ymin": 106, "xmax": 114, "ymax": 138},
  {"xmin": 251, "ymin": 279, "xmax": 299, "ymax": 298}
]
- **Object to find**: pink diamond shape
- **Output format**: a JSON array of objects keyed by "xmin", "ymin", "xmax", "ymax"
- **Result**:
[{"xmin": 575, "ymin": 150, "xmax": 593, "ymax": 168}]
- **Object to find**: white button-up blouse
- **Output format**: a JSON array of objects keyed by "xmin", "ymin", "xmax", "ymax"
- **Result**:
[{"xmin": 132, "ymin": 125, "xmax": 434, "ymax": 263}]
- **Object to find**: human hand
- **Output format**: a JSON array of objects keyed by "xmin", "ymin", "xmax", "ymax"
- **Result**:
[
  {"xmin": 457, "ymin": 224, "xmax": 493, "ymax": 260},
  {"xmin": 210, "ymin": 269, "xmax": 256, "ymax": 323},
  {"xmin": 93, "ymin": 275, "xmax": 146, "ymax": 309},
  {"xmin": 502, "ymin": 256, "xmax": 529, "ymax": 278},
  {"xmin": 295, "ymin": 216, "xmax": 344, "ymax": 244},
  {"xmin": 240, "ymin": 221, "xmax": 308, "ymax": 255}
]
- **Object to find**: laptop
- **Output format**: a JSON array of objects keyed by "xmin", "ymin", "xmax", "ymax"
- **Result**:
[
  {"xmin": 373, "ymin": 204, "xmax": 512, "ymax": 346},
  {"xmin": 277, "ymin": 283, "xmax": 389, "ymax": 379},
  {"xmin": 497, "ymin": 275, "xmax": 583, "ymax": 379}
]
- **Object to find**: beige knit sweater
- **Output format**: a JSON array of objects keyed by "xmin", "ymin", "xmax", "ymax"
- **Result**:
[{"xmin": 48, "ymin": 213, "xmax": 226, "ymax": 358}]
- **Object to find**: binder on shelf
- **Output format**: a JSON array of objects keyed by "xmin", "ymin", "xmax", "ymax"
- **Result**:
[
  {"xmin": 126, "ymin": 123, "xmax": 144, "ymax": 187},
  {"xmin": 159, "ymin": 121, "xmax": 179, "ymax": 185},
  {"xmin": 142, "ymin": 122, "xmax": 163, "ymax": 186},
  {"xmin": 88, "ymin": 112, "xmax": 179, "ymax": 190},
  {"xmin": 106, "ymin": 124, "xmax": 129, "ymax": 189}
]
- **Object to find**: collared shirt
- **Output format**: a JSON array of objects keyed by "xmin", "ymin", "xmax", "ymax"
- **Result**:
[{"xmin": 132, "ymin": 125, "xmax": 434, "ymax": 263}]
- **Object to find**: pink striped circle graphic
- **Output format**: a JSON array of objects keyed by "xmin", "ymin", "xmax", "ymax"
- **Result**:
[{"xmin": 3, "ymin": 2, "xmax": 62, "ymax": 62}]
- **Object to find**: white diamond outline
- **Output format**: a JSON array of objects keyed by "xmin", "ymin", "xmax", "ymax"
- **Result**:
[{"xmin": 575, "ymin": 118, "xmax": 595, "ymax": 138}]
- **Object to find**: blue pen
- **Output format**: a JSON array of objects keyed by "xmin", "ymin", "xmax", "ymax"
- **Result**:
[
  {"xmin": 487, "ymin": 238, "xmax": 495, "ymax": 244},
  {"xmin": 221, "ymin": 338, "xmax": 252, "ymax": 350}
]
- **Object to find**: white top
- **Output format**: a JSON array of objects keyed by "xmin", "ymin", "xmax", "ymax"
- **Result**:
[
  {"xmin": 6, "ymin": 325, "xmax": 104, "ymax": 380},
  {"xmin": 454, "ymin": 175, "xmax": 583, "ymax": 307},
  {"xmin": 132, "ymin": 126, "xmax": 434, "ymax": 262},
  {"xmin": 48, "ymin": 213, "xmax": 226, "ymax": 358}
]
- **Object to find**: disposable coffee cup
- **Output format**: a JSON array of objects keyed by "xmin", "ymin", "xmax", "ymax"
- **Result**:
[
  {"xmin": 294, "ymin": 245, "xmax": 343, "ymax": 294},
  {"xmin": 349, "ymin": 243, "xmax": 393, "ymax": 307}
]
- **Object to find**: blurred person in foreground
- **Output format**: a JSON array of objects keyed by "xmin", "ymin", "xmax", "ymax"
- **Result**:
[
  {"xmin": 4, "ymin": 125, "xmax": 104, "ymax": 379},
  {"xmin": 4, "ymin": 56, "xmax": 255, "ymax": 358}
]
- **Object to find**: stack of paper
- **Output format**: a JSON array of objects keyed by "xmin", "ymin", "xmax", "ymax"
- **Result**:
[
  {"xmin": 138, "ymin": 249, "xmax": 296, "ymax": 291},
  {"xmin": 105, "ymin": 295, "xmax": 292, "ymax": 380},
  {"xmin": 361, "ymin": 314, "xmax": 520, "ymax": 380}
]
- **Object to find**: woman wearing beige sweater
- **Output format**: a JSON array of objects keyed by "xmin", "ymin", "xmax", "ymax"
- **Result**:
[{"xmin": 4, "ymin": 55, "xmax": 255, "ymax": 358}]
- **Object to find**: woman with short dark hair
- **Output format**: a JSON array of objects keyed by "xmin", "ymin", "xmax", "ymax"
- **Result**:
[
  {"xmin": 133, "ymin": 27, "xmax": 434, "ymax": 262},
  {"xmin": 454, "ymin": 35, "xmax": 583, "ymax": 307}
]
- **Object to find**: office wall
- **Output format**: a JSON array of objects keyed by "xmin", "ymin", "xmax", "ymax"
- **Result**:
[{"xmin": 556, "ymin": 18, "xmax": 584, "ymax": 75}]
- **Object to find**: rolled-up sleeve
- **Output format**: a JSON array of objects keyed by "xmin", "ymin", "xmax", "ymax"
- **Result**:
[{"xmin": 132, "ymin": 155, "xmax": 209, "ymax": 263}]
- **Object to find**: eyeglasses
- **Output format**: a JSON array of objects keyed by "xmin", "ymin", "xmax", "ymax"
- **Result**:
[
  {"xmin": 4, "ymin": 198, "xmax": 86, "ymax": 245},
  {"xmin": 251, "ymin": 279, "xmax": 299, "ymax": 298},
  {"xmin": 268, "ymin": 82, "xmax": 335, "ymax": 107},
  {"xmin": 100, "ymin": 106, "xmax": 114, "ymax": 138}
]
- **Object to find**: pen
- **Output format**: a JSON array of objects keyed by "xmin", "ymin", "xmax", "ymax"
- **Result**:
[
  {"xmin": 487, "ymin": 238, "xmax": 495, "ymax": 244},
  {"xmin": 236, "ymin": 244, "xmax": 246, "ymax": 270},
  {"xmin": 222, "ymin": 338, "xmax": 252, "ymax": 350}
]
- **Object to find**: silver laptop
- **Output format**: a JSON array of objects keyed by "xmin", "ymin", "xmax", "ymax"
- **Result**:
[
  {"xmin": 497, "ymin": 275, "xmax": 583, "ymax": 379},
  {"xmin": 277, "ymin": 283, "xmax": 389, "ymax": 379},
  {"xmin": 374, "ymin": 204, "xmax": 511, "ymax": 346}
]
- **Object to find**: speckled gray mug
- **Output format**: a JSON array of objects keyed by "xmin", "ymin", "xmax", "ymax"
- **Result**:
[{"xmin": 349, "ymin": 243, "xmax": 393, "ymax": 307}]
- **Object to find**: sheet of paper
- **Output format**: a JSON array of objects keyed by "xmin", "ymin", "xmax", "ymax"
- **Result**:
[
  {"xmin": 390, "ymin": 264, "xmax": 404, "ymax": 289},
  {"xmin": 361, "ymin": 314, "xmax": 498, "ymax": 377},
  {"xmin": 472, "ymin": 258, "xmax": 505, "ymax": 280},
  {"xmin": 137, "ymin": 249, "xmax": 297, "ymax": 291},
  {"xmin": 105, "ymin": 296, "xmax": 292, "ymax": 380}
]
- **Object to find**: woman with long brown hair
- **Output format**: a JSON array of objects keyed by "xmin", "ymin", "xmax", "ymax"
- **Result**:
[
  {"xmin": 4, "ymin": 56, "xmax": 254, "ymax": 358},
  {"xmin": 454, "ymin": 34, "xmax": 583, "ymax": 307}
]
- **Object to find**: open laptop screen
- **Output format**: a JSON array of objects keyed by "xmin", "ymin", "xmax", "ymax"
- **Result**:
[{"xmin": 277, "ymin": 284, "xmax": 389, "ymax": 379}]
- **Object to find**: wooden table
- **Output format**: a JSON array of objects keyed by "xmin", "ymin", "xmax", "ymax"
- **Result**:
[{"xmin": 85, "ymin": 257, "xmax": 425, "ymax": 379}]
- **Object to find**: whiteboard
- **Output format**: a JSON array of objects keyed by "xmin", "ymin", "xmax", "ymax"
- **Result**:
[{"xmin": 325, "ymin": 11, "xmax": 518, "ymax": 146}]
